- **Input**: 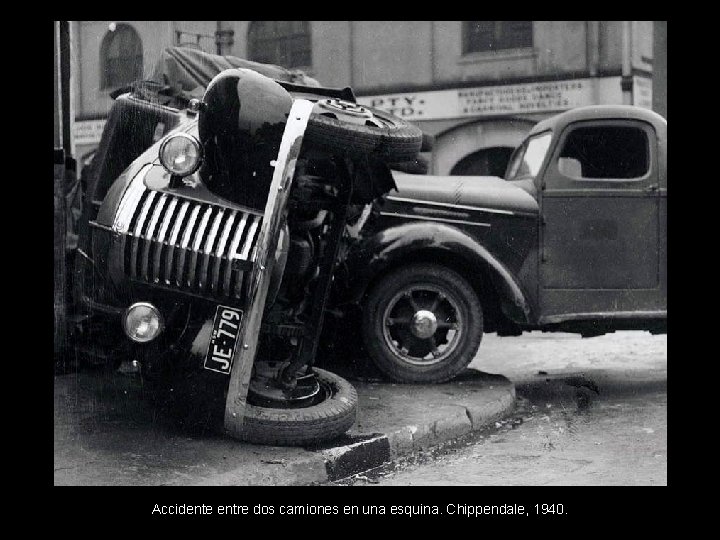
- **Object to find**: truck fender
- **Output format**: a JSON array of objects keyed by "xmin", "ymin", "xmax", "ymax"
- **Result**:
[{"xmin": 348, "ymin": 221, "xmax": 532, "ymax": 324}]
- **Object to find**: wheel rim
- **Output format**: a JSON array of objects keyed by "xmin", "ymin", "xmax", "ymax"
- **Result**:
[
  {"xmin": 381, "ymin": 283, "xmax": 464, "ymax": 366},
  {"xmin": 247, "ymin": 372, "xmax": 332, "ymax": 409},
  {"xmin": 315, "ymin": 99, "xmax": 391, "ymax": 128}
]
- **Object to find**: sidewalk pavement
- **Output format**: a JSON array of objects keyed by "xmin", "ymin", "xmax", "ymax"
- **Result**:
[
  {"xmin": 54, "ymin": 330, "xmax": 666, "ymax": 486},
  {"xmin": 54, "ymin": 359, "xmax": 514, "ymax": 486}
]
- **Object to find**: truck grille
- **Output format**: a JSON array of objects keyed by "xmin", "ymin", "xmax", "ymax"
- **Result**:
[{"xmin": 122, "ymin": 188, "xmax": 262, "ymax": 299}]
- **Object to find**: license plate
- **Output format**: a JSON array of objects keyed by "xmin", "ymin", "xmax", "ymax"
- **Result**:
[{"xmin": 203, "ymin": 305, "xmax": 244, "ymax": 375}]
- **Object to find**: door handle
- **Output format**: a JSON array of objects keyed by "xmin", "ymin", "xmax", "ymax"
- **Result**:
[{"xmin": 644, "ymin": 184, "xmax": 659, "ymax": 193}]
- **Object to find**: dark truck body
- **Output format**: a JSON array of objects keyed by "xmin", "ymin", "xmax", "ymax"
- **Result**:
[{"xmin": 343, "ymin": 105, "xmax": 667, "ymax": 337}]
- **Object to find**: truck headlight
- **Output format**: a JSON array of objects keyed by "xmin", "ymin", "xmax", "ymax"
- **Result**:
[
  {"xmin": 159, "ymin": 133, "xmax": 203, "ymax": 177},
  {"xmin": 123, "ymin": 302, "xmax": 164, "ymax": 343}
]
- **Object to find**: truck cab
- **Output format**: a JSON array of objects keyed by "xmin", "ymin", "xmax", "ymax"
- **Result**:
[{"xmin": 508, "ymin": 105, "xmax": 666, "ymax": 328}]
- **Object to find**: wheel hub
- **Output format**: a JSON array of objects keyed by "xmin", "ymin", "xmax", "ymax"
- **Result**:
[
  {"xmin": 381, "ymin": 284, "xmax": 465, "ymax": 366},
  {"xmin": 410, "ymin": 309, "xmax": 438, "ymax": 339},
  {"xmin": 248, "ymin": 371, "xmax": 322, "ymax": 408}
]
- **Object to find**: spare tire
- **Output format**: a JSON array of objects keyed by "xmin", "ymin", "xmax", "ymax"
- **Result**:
[{"xmin": 305, "ymin": 99, "xmax": 423, "ymax": 162}]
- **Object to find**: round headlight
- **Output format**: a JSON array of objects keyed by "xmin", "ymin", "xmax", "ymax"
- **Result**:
[
  {"xmin": 123, "ymin": 302, "xmax": 164, "ymax": 343},
  {"xmin": 159, "ymin": 133, "xmax": 203, "ymax": 177}
]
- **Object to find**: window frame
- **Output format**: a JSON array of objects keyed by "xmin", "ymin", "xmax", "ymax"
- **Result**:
[
  {"xmin": 545, "ymin": 119, "xmax": 658, "ymax": 191},
  {"xmin": 100, "ymin": 23, "xmax": 143, "ymax": 90},
  {"xmin": 462, "ymin": 21, "xmax": 534, "ymax": 55},
  {"xmin": 505, "ymin": 130, "xmax": 553, "ymax": 182},
  {"xmin": 247, "ymin": 21, "xmax": 312, "ymax": 69}
]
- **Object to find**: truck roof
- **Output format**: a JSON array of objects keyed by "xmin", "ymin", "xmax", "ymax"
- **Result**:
[{"xmin": 528, "ymin": 105, "xmax": 667, "ymax": 138}]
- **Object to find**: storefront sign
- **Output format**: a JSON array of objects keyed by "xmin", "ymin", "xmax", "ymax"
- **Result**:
[
  {"xmin": 73, "ymin": 119, "xmax": 107, "ymax": 145},
  {"xmin": 633, "ymin": 76, "xmax": 653, "ymax": 110},
  {"xmin": 358, "ymin": 78, "xmax": 614, "ymax": 121}
]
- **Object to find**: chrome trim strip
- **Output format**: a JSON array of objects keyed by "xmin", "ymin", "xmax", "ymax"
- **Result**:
[
  {"xmin": 379, "ymin": 211, "xmax": 491, "ymax": 228},
  {"xmin": 539, "ymin": 310, "xmax": 667, "ymax": 325},
  {"xmin": 225, "ymin": 98, "xmax": 315, "ymax": 439},
  {"xmin": 385, "ymin": 195, "xmax": 515, "ymax": 215}
]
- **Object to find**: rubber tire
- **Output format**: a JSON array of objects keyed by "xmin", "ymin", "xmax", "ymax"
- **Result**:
[
  {"xmin": 362, "ymin": 263, "xmax": 483, "ymax": 384},
  {"xmin": 305, "ymin": 104, "xmax": 423, "ymax": 162},
  {"xmin": 238, "ymin": 367, "xmax": 358, "ymax": 446}
]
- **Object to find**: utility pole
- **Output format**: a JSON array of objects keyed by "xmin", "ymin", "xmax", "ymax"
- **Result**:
[{"xmin": 54, "ymin": 20, "xmax": 75, "ymax": 370}]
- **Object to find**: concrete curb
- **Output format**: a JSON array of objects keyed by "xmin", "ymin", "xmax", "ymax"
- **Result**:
[
  {"xmin": 310, "ymin": 385, "xmax": 516, "ymax": 484},
  {"xmin": 55, "ymin": 370, "xmax": 515, "ymax": 486}
]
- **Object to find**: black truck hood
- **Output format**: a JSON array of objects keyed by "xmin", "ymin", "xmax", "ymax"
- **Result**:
[{"xmin": 390, "ymin": 172, "xmax": 538, "ymax": 215}]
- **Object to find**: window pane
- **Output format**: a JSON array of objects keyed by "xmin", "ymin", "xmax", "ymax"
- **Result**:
[
  {"xmin": 559, "ymin": 126, "xmax": 649, "ymax": 179},
  {"xmin": 101, "ymin": 24, "xmax": 143, "ymax": 88},
  {"xmin": 507, "ymin": 132, "xmax": 552, "ymax": 180},
  {"xmin": 501, "ymin": 21, "xmax": 533, "ymax": 49},
  {"xmin": 248, "ymin": 21, "xmax": 311, "ymax": 68},
  {"xmin": 463, "ymin": 21, "xmax": 532, "ymax": 53}
]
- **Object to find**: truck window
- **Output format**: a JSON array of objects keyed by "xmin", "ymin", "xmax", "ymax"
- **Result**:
[
  {"xmin": 506, "ymin": 131, "xmax": 552, "ymax": 181},
  {"xmin": 558, "ymin": 126, "xmax": 649, "ymax": 180}
]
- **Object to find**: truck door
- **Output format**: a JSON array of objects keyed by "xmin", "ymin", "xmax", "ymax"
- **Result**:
[{"xmin": 539, "ymin": 119, "xmax": 664, "ymax": 321}]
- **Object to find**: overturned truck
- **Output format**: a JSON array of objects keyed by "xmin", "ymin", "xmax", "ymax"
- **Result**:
[{"xmin": 70, "ymin": 47, "xmax": 425, "ymax": 445}]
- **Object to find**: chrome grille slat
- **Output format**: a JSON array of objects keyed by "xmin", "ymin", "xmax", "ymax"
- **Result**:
[
  {"xmin": 152, "ymin": 197, "xmax": 178, "ymax": 283},
  {"xmin": 121, "ymin": 191, "xmax": 261, "ymax": 299},
  {"xmin": 237, "ymin": 216, "xmax": 260, "ymax": 261},
  {"xmin": 235, "ymin": 217, "xmax": 260, "ymax": 297},
  {"xmin": 210, "ymin": 211, "xmax": 237, "ymax": 293},
  {"xmin": 141, "ymin": 194, "xmax": 168, "ymax": 281},
  {"xmin": 164, "ymin": 200, "xmax": 190, "ymax": 284},
  {"xmin": 130, "ymin": 191, "xmax": 157, "ymax": 278},
  {"xmin": 223, "ymin": 214, "xmax": 249, "ymax": 296},
  {"xmin": 175, "ymin": 205, "xmax": 202, "ymax": 286},
  {"xmin": 187, "ymin": 206, "xmax": 214, "ymax": 288},
  {"xmin": 198, "ymin": 208, "xmax": 226, "ymax": 291}
]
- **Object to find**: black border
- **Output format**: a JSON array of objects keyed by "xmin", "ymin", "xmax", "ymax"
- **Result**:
[{"xmin": 35, "ymin": 15, "xmax": 683, "ymax": 530}]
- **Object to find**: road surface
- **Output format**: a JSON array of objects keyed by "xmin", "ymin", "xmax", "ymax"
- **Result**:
[{"xmin": 341, "ymin": 331, "xmax": 667, "ymax": 486}]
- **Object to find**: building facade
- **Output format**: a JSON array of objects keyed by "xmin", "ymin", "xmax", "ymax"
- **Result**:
[{"xmin": 70, "ymin": 21, "xmax": 667, "ymax": 176}]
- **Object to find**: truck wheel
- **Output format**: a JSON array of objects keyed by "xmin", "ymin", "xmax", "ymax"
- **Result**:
[
  {"xmin": 238, "ymin": 368, "xmax": 358, "ymax": 446},
  {"xmin": 362, "ymin": 263, "xmax": 483, "ymax": 383},
  {"xmin": 305, "ymin": 99, "xmax": 423, "ymax": 162}
]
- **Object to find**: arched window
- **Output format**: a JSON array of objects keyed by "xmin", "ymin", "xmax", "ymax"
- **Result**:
[
  {"xmin": 100, "ymin": 23, "xmax": 143, "ymax": 89},
  {"xmin": 462, "ymin": 21, "xmax": 532, "ymax": 54},
  {"xmin": 450, "ymin": 147, "xmax": 516, "ymax": 177},
  {"xmin": 248, "ymin": 21, "xmax": 311, "ymax": 68}
]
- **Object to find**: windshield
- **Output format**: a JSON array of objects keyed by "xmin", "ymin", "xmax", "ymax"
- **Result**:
[{"xmin": 506, "ymin": 131, "xmax": 552, "ymax": 181}]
